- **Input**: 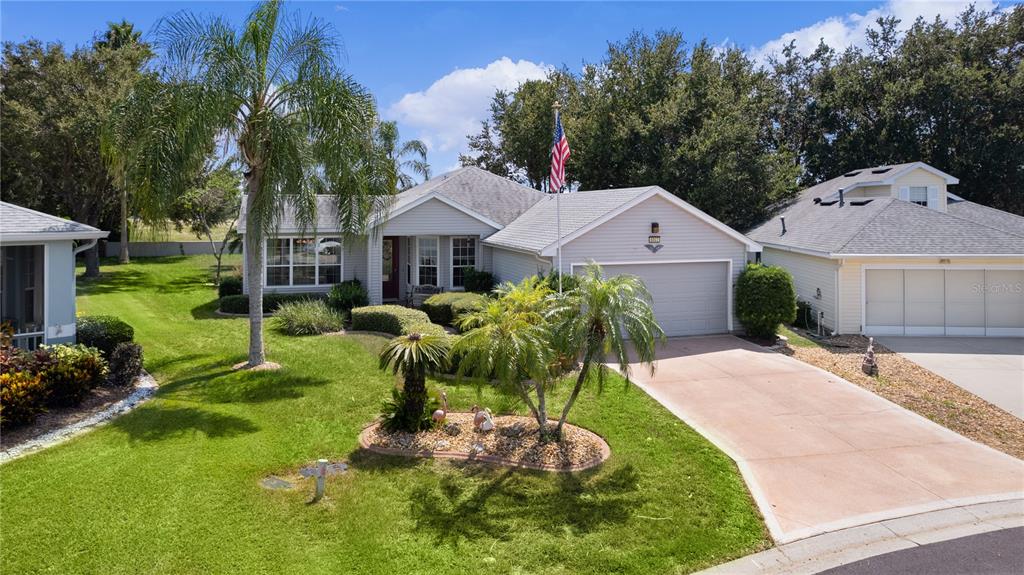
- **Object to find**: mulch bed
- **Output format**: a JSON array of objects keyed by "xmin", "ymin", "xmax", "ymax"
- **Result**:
[
  {"xmin": 0, "ymin": 384, "xmax": 135, "ymax": 451},
  {"xmin": 359, "ymin": 412, "xmax": 610, "ymax": 472},
  {"xmin": 778, "ymin": 329, "xmax": 1024, "ymax": 460}
]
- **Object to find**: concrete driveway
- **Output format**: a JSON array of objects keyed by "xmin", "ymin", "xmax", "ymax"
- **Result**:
[
  {"xmin": 622, "ymin": 335, "xmax": 1024, "ymax": 543},
  {"xmin": 876, "ymin": 337, "xmax": 1023, "ymax": 419}
]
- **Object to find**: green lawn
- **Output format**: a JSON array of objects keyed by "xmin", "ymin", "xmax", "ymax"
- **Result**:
[
  {"xmin": 1, "ymin": 256, "xmax": 768, "ymax": 574},
  {"xmin": 778, "ymin": 325, "xmax": 821, "ymax": 348}
]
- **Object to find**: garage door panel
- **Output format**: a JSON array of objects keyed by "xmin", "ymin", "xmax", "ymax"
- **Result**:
[
  {"xmin": 945, "ymin": 270, "xmax": 985, "ymax": 336},
  {"xmin": 904, "ymin": 270, "xmax": 944, "ymax": 335},
  {"xmin": 985, "ymin": 270, "xmax": 1024, "ymax": 336},
  {"xmin": 865, "ymin": 269, "xmax": 904, "ymax": 334},
  {"xmin": 598, "ymin": 262, "xmax": 729, "ymax": 337}
]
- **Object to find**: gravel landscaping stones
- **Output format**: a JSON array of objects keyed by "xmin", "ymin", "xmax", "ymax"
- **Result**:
[
  {"xmin": 360, "ymin": 412, "xmax": 610, "ymax": 471},
  {"xmin": 778, "ymin": 331, "xmax": 1024, "ymax": 460}
]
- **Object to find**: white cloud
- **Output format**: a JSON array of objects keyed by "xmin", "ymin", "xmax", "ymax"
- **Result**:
[
  {"xmin": 750, "ymin": 0, "xmax": 999, "ymax": 64},
  {"xmin": 386, "ymin": 57, "xmax": 551, "ymax": 154}
]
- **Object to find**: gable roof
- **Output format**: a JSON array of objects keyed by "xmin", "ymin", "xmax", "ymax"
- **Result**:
[
  {"xmin": 747, "ymin": 164, "xmax": 1024, "ymax": 257},
  {"xmin": 484, "ymin": 186, "xmax": 760, "ymax": 255},
  {"xmin": 0, "ymin": 202, "xmax": 108, "ymax": 242}
]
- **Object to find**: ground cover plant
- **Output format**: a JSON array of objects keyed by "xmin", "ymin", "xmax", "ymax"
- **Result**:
[{"xmin": 0, "ymin": 256, "xmax": 768, "ymax": 574}]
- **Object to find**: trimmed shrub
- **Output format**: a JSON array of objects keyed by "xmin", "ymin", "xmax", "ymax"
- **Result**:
[
  {"xmin": 218, "ymin": 275, "xmax": 243, "ymax": 298},
  {"xmin": 274, "ymin": 300, "xmax": 345, "ymax": 335},
  {"xmin": 540, "ymin": 270, "xmax": 580, "ymax": 292},
  {"xmin": 42, "ymin": 344, "xmax": 108, "ymax": 407},
  {"xmin": 0, "ymin": 371, "xmax": 49, "ymax": 427},
  {"xmin": 735, "ymin": 263, "xmax": 797, "ymax": 339},
  {"xmin": 420, "ymin": 292, "xmax": 488, "ymax": 326},
  {"xmin": 463, "ymin": 268, "xmax": 496, "ymax": 294},
  {"xmin": 108, "ymin": 342, "xmax": 144, "ymax": 387},
  {"xmin": 218, "ymin": 292, "xmax": 325, "ymax": 314},
  {"xmin": 77, "ymin": 315, "xmax": 134, "ymax": 357},
  {"xmin": 350, "ymin": 305, "xmax": 445, "ymax": 336},
  {"xmin": 327, "ymin": 279, "xmax": 369, "ymax": 313}
]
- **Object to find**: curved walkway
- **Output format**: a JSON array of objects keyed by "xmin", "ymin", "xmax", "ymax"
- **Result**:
[{"xmin": 623, "ymin": 336, "xmax": 1024, "ymax": 544}]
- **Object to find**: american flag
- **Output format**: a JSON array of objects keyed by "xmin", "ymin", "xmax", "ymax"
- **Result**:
[{"xmin": 550, "ymin": 110, "xmax": 570, "ymax": 192}]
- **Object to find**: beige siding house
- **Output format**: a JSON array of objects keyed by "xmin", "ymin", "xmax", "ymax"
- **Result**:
[
  {"xmin": 239, "ymin": 167, "xmax": 762, "ymax": 337},
  {"xmin": 748, "ymin": 162, "xmax": 1024, "ymax": 337}
]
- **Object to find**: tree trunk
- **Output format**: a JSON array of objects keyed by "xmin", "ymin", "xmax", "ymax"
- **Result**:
[
  {"xmin": 244, "ymin": 177, "xmax": 266, "ymax": 367},
  {"xmin": 401, "ymin": 372, "xmax": 428, "ymax": 431},
  {"xmin": 534, "ymin": 379, "xmax": 549, "ymax": 438},
  {"xmin": 84, "ymin": 243, "xmax": 101, "ymax": 277},
  {"xmin": 119, "ymin": 188, "xmax": 130, "ymax": 264},
  {"xmin": 555, "ymin": 353, "xmax": 592, "ymax": 436}
]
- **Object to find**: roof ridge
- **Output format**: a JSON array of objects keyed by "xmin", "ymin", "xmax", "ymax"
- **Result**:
[
  {"xmin": 943, "ymin": 200, "xmax": 1024, "ymax": 240},
  {"xmin": 830, "ymin": 198, "xmax": 903, "ymax": 254}
]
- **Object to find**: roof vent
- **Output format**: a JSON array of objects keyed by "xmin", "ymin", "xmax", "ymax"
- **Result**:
[
  {"xmin": 813, "ymin": 197, "xmax": 822, "ymax": 204},
  {"xmin": 780, "ymin": 216, "xmax": 786, "ymax": 235},
  {"xmin": 819, "ymin": 200, "xmax": 838, "ymax": 206},
  {"xmin": 871, "ymin": 167, "xmax": 892, "ymax": 174},
  {"xmin": 843, "ymin": 171, "xmax": 861, "ymax": 177},
  {"xmin": 839, "ymin": 189, "xmax": 845, "ymax": 207},
  {"xmin": 850, "ymin": 199, "xmax": 874, "ymax": 206}
]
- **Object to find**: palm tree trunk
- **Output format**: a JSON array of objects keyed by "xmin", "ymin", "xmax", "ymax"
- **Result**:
[
  {"xmin": 119, "ymin": 188, "xmax": 130, "ymax": 264},
  {"xmin": 555, "ymin": 353, "xmax": 592, "ymax": 436},
  {"xmin": 244, "ymin": 180, "xmax": 265, "ymax": 367},
  {"xmin": 534, "ymin": 379, "xmax": 549, "ymax": 437},
  {"xmin": 402, "ymin": 372, "xmax": 428, "ymax": 431}
]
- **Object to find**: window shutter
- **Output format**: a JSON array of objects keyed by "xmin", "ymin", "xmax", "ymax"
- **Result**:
[
  {"xmin": 898, "ymin": 186, "xmax": 910, "ymax": 201},
  {"xmin": 927, "ymin": 186, "xmax": 940, "ymax": 210}
]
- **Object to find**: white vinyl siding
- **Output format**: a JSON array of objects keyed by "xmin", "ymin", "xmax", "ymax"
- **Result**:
[
  {"xmin": 491, "ymin": 247, "xmax": 551, "ymax": 284},
  {"xmin": 762, "ymin": 248, "xmax": 839, "ymax": 332},
  {"xmin": 557, "ymin": 194, "xmax": 749, "ymax": 329},
  {"xmin": 380, "ymin": 198, "xmax": 497, "ymax": 237},
  {"xmin": 893, "ymin": 168, "xmax": 948, "ymax": 212}
]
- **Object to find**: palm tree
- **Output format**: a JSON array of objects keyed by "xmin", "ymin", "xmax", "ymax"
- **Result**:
[
  {"xmin": 454, "ymin": 277, "xmax": 556, "ymax": 436},
  {"xmin": 103, "ymin": 0, "xmax": 395, "ymax": 367},
  {"xmin": 549, "ymin": 262, "xmax": 663, "ymax": 435},
  {"xmin": 379, "ymin": 333, "xmax": 450, "ymax": 432},
  {"xmin": 376, "ymin": 121, "xmax": 430, "ymax": 190}
]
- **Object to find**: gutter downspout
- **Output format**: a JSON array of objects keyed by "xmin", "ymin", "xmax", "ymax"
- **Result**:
[{"xmin": 73, "ymin": 239, "xmax": 99, "ymax": 256}]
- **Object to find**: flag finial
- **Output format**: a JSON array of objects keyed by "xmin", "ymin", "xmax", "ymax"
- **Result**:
[{"xmin": 552, "ymin": 100, "xmax": 561, "ymax": 111}]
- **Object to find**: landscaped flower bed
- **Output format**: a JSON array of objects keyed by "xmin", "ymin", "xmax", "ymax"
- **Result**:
[{"xmin": 359, "ymin": 412, "xmax": 610, "ymax": 472}]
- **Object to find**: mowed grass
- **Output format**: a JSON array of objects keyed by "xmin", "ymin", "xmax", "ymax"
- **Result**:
[{"xmin": 0, "ymin": 256, "xmax": 768, "ymax": 574}]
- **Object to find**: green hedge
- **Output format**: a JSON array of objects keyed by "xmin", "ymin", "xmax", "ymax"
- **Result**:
[
  {"xmin": 218, "ymin": 276, "xmax": 243, "ymax": 298},
  {"xmin": 735, "ymin": 263, "xmax": 797, "ymax": 339},
  {"xmin": 218, "ymin": 292, "xmax": 325, "ymax": 314},
  {"xmin": 420, "ymin": 292, "xmax": 488, "ymax": 326},
  {"xmin": 274, "ymin": 300, "xmax": 344, "ymax": 335},
  {"xmin": 77, "ymin": 315, "xmax": 134, "ymax": 357},
  {"xmin": 327, "ymin": 280, "xmax": 369, "ymax": 312},
  {"xmin": 350, "ymin": 305, "xmax": 446, "ymax": 336}
]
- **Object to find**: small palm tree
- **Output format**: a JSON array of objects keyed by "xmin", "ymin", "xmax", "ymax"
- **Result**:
[
  {"xmin": 549, "ymin": 262, "xmax": 664, "ymax": 435},
  {"xmin": 455, "ymin": 278, "xmax": 556, "ymax": 436},
  {"xmin": 103, "ymin": 0, "xmax": 395, "ymax": 368},
  {"xmin": 379, "ymin": 333, "xmax": 450, "ymax": 432},
  {"xmin": 376, "ymin": 121, "xmax": 430, "ymax": 190}
]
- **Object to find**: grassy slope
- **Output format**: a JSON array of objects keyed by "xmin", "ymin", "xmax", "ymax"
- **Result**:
[{"xmin": 1, "ymin": 256, "xmax": 767, "ymax": 575}]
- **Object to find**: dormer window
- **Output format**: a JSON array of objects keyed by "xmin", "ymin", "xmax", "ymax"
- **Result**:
[{"xmin": 909, "ymin": 186, "xmax": 928, "ymax": 206}]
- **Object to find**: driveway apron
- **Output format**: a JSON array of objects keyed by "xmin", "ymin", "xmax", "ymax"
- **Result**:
[{"xmin": 621, "ymin": 335, "xmax": 1024, "ymax": 543}]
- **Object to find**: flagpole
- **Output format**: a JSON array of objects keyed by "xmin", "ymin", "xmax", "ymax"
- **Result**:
[{"xmin": 553, "ymin": 100, "xmax": 562, "ymax": 294}]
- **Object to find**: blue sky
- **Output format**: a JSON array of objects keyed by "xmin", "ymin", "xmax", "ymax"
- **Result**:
[{"xmin": 2, "ymin": 1, "xmax": 1011, "ymax": 177}]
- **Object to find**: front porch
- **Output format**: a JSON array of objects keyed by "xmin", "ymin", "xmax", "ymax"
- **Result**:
[
  {"xmin": 367, "ymin": 234, "xmax": 488, "ymax": 306},
  {"xmin": 1, "ymin": 245, "xmax": 45, "ymax": 349}
]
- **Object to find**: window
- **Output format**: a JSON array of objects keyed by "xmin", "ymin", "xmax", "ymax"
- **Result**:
[
  {"xmin": 909, "ymin": 186, "xmax": 928, "ymax": 206},
  {"xmin": 416, "ymin": 237, "xmax": 438, "ymax": 286},
  {"xmin": 264, "ymin": 237, "xmax": 343, "ymax": 287},
  {"xmin": 451, "ymin": 237, "xmax": 476, "ymax": 289}
]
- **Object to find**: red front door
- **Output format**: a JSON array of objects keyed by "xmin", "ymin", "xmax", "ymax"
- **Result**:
[{"xmin": 382, "ymin": 236, "xmax": 400, "ymax": 300}]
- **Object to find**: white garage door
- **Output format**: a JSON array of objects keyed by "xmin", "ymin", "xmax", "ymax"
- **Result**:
[
  {"xmin": 596, "ymin": 261, "xmax": 730, "ymax": 337},
  {"xmin": 865, "ymin": 268, "xmax": 1024, "ymax": 337}
]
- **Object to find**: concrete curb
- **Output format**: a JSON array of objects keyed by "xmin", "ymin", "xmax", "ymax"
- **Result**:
[
  {"xmin": 0, "ymin": 371, "xmax": 158, "ymax": 464},
  {"xmin": 697, "ymin": 498, "xmax": 1024, "ymax": 575}
]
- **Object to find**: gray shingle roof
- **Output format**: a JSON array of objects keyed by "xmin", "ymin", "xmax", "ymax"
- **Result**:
[
  {"xmin": 0, "ymin": 202, "xmax": 106, "ymax": 240},
  {"xmin": 483, "ymin": 187, "xmax": 656, "ymax": 252},
  {"xmin": 747, "ymin": 164, "xmax": 1024, "ymax": 256}
]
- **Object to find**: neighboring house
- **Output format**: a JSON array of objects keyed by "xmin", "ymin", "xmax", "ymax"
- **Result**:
[
  {"xmin": 239, "ymin": 166, "xmax": 761, "ymax": 337},
  {"xmin": 747, "ymin": 162, "xmax": 1024, "ymax": 337},
  {"xmin": 0, "ymin": 202, "xmax": 109, "ymax": 349}
]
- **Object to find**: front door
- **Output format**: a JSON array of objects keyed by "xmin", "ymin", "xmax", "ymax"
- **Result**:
[{"xmin": 382, "ymin": 236, "xmax": 400, "ymax": 301}]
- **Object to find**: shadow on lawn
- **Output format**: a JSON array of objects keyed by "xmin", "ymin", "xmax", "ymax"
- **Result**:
[
  {"xmin": 159, "ymin": 366, "xmax": 332, "ymax": 405},
  {"xmin": 406, "ymin": 463, "xmax": 643, "ymax": 546},
  {"xmin": 112, "ymin": 404, "xmax": 259, "ymax": 442},
  {"xmin": 76, "ymin": 268, "xmax": 149, "ymax": 296}
]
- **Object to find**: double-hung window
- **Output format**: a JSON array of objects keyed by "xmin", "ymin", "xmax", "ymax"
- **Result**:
[
  {"xmin": 451, "ymin": 237, "xmax": 476, "ymax": 289},
  {"xmin": 416, "ymin": 237, "xmax": 439, "ymax": 286},
  {"xmin": 909, "ymin": 186, "xmax": 928, "ymax": 206},
  {"xmin": 264, "ymin": 237, "xmax": 343, "ymax": 287}
]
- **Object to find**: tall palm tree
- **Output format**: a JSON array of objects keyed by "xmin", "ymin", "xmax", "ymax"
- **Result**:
[
  {"xmin": 379, "ymin": 332, "xmax": 450, "ymax": 432},
  {"xmin": 375, "ymin": 121, "xmax": 430, "ymax": 190},
  {"xmin": 548, "ymin": 262, "xmax": 663, "ymax": 435},
  {"xmin": 454, "ymin": 277, "xmax": 556, "ymax": 436},
  {"xmin": 103, "ymin": 0, "xmax": 395, "ymax": 367}
]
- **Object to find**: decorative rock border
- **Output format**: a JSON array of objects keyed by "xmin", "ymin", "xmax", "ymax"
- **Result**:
[
  {"xmin": 0, "ymin": 371, "xmax": 158, "ymax": 464},
  {"xmin": 357, "ymin": 419, "xmax": 611, "ymax": 473}
]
